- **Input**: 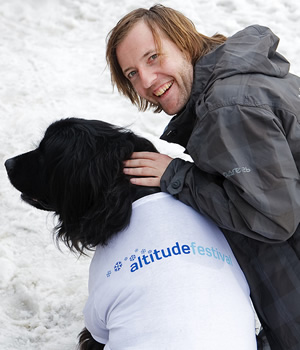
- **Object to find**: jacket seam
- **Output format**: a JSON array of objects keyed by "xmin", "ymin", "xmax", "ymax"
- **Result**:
[{"xmin": 199, "ymin": 101, "xmax": 298, "ymax": 124}]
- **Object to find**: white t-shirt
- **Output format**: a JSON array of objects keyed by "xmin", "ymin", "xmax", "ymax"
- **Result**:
[{"xmin": 84, "ymin": 193, "xmax": 256, "ymax": 350}]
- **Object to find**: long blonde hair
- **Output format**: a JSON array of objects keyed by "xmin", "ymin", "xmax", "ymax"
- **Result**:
[{"xmin": 106, "ymin": 4, "xmax": 227, "ymax": 113}]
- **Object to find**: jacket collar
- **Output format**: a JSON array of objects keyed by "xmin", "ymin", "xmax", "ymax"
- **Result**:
[{"xmin": 160, "ymin": 59, "xmax": 211, "ymax": 148}]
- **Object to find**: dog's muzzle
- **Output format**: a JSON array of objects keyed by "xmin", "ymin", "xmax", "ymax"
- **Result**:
[{"xmin": 4, "ymin": 158, "xmax": 15, "ymax": 175}]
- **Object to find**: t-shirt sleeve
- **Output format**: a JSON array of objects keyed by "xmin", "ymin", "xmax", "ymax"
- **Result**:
[{"xmin": 83, "ymin": 296, "xmax": 108, "ymax": 345}]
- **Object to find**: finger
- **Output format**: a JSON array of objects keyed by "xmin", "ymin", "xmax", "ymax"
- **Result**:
[
  {"xmin": 129, "ymin": 152, "xmax": 160, "ymax": 160},
  {"xmin": 123, "ymin": 166, "xmax": 159, "ymax": 177},
  {"xmin": 130, "ymin": 176, "xmax": 161, "ymax": 187},
  {"xmin": 123, "ymin": 158, "xmax": 155, "ymax": 168}
]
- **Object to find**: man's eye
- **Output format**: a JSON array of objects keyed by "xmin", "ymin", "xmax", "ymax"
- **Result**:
[
  {"xmin": 149, "ymin": 53, "xmax": 158, "ymax": 61},
  {"xmin": 128, "ymin": 71, "xmax": 136, "ymax": 79}
]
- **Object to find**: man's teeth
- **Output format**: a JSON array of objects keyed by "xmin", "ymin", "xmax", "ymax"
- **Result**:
[{"xmin": 154, "ymin": 82, "xmax": 173, "ymax": 97}]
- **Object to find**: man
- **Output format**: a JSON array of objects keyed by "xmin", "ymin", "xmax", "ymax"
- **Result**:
[{"xmin": 106, "ymin": 4, "xmax": 300, "ymax": 349}]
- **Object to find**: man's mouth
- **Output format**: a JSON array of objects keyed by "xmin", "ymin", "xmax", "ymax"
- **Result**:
[{"xmin": 153, "ymin": 81, "xmax": 173, "ymax": 97}]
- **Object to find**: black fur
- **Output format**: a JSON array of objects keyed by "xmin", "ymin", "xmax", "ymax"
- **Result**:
[
  {"xmin": 78, "ymin": 328, "xmax": 105, "ymax": 350},
  {"xmin": 5, "ymin": 117, "xmax": 160, "ymax": 252},
  {"xmin": 5, "ymin": 117, "xmax": 161, "ymax": 349}
]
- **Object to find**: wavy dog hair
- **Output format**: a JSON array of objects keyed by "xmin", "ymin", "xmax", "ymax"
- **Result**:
[
  {"xmin": 5, "ymin": 118, "xmax": 159, "ymax": 255},
  {"xmin": 106, "ymin": 4, "xmax": 227, "ymax": 113}
]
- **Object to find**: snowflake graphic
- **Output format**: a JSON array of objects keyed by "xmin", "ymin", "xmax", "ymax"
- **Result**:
[
  {"xmin": 114, "ymin": 261, "xmax": 123, "ymax": 271},
  {"xmin": 129, "ymin": 255, "xmax": 136, "ymax": 261},
  {"xmin": 148, "ymin": 250, "xmax": 152, "ymax": 254},
  {"xmin": 124, "ymin": 257, "xmax": 128, "ymax": 261},
  {"xmin": 106, "ymin": 271, "xmax": 112, "ymax": 278},
  {"xmin": 141, "ymin": 249, "xmax": 146, "ymax": 254},
  {"xmin": 135, "ymin": 248, "xmax": 139, "ymax": 253}
]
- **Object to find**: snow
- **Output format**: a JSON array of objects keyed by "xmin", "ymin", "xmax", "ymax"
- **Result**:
[{"xmin": 1, "ymin": 0, "xmax": 299, "ymax": 349}]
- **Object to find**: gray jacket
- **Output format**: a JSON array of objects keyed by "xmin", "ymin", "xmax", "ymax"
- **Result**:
[{"xmin": 160, "ymin": 25, "xmax": 300, "ymax": 349}]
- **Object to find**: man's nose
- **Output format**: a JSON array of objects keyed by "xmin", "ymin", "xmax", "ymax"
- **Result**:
[{"xmin": 139, "ymin": 68, "xmax": 157, "ymax": 89}]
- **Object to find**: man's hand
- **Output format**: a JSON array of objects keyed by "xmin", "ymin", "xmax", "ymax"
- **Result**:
[{"xmin": 123, "ymin": 152, "xmax": 173, "ymax": 187}]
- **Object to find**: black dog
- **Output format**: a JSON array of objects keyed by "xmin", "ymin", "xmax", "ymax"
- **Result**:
[{"xmin": 5, "ymin": 117, "xmax": 160, "ymax": 349}]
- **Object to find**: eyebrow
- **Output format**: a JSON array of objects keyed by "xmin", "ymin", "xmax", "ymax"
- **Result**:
[{"xmin": 123, "ymin": 50, "xmax": 156, "ymax": 75}]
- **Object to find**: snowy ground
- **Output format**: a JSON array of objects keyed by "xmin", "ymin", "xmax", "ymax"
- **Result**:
[{"xmin": 1, "ymin": 0, "xmax": 299, "ymax": 349}]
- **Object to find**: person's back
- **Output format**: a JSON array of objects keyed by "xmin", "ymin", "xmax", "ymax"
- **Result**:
[{"xmin": 84, "ymin": 193, "xmax": 257, "ymax": 349}]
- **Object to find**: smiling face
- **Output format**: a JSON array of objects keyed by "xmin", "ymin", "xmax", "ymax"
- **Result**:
[{"xmin": 116, "ymin": 20, "xmax": 193, "ymax": 115}]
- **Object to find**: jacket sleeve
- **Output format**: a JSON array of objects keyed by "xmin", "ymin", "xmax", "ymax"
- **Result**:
[{"xmin": 161, "ymin": 105, "xmax": 300, "ymax": 243}]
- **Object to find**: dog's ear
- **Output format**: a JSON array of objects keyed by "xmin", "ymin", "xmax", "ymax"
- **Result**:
[
  {"xmin": 47, "ymin": 119, "xmax": 159, "ymax": 254},
  {"xmin": 72, "ymin": 145, "xmax": 134, "ymax": 250},
  {"xmin": 52, "ymin": 129, "xmax": 135, "ymax": 253}
]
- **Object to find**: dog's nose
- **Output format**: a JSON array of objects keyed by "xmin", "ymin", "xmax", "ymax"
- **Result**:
[{"xmin": 4, "ymin": 158, "xmax": 15, "ymax": 174}]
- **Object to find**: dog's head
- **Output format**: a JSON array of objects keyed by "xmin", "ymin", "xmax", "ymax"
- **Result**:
[{"xmin": 5, "ymin": 118, "xmax": 159, "ymax": 253}]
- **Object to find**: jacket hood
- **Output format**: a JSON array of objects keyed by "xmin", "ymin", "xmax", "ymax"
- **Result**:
[
  {"xmin": 200, "ymin": 25, "xmax": 289, "ymax": 86},
  {"xmin": 161, "ymin": 25, "xmax": 290, "ymax": 147}
]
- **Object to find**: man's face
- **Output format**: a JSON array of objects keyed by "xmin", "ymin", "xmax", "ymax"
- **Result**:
[{"xmin": 116, "ymin": 20, "xmax": 193, "ymax": 115}]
